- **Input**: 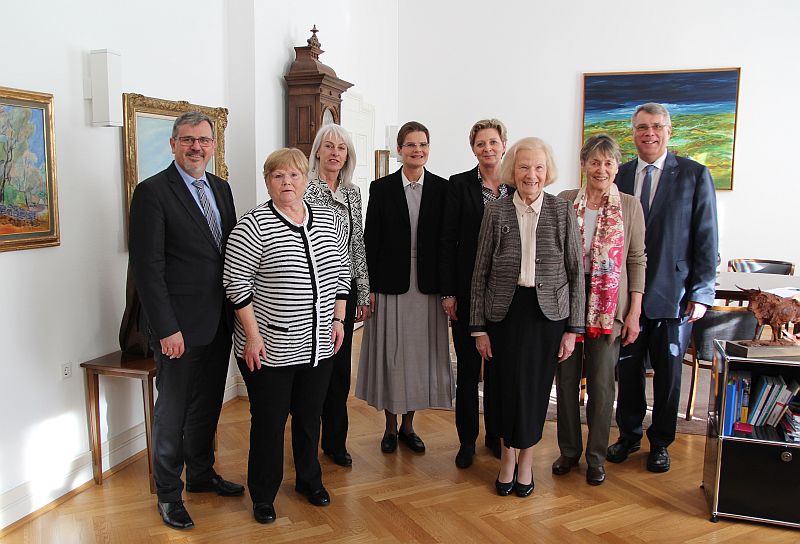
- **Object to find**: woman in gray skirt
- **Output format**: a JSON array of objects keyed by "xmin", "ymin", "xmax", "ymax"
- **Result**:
[{"xmin": 356, "ymin": 121, "xmax": 453, "ymax": 454}]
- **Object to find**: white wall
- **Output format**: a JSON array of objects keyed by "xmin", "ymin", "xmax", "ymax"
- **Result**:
[
  {"xmin": 398, "ymin": 0, "xmax": 800, "ymax": 268},
  {"xmin": 0, "ymin": 0, "xmax": 398, "ymax": 529}
]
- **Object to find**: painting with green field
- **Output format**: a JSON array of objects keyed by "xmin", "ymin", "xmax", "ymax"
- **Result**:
[{"xmin": 582, "ymin": 69, "xmax": 740, "ymax": 190}]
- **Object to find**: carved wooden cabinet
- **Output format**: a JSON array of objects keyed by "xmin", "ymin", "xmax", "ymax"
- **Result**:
[{"xmin": 285, "ymin": 26, "xmax": 353, "ymax": 155}]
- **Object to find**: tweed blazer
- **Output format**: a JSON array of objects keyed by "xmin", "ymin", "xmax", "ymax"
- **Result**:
[
  {"xmin": 469, "ymin": 192, "xmax": 585, "ymax": 333},
  {"xmin": 558, "ymin": 189, "xmax": 647, "ymax": 342}
]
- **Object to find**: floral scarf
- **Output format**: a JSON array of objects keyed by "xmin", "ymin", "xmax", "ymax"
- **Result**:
[{"xmin": 573, "ymin": 183, "xmax": 625, "ymax": 337}]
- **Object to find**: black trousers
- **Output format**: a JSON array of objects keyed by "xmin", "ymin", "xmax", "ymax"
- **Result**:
[
  {"xmin": 453, "ymin": 299, "xmax": 498, "ymax": 448},
  {"xmin": 151, "ymin": 320, "xmax": 231, "ymax": 502},
  {"xmin": 321, "ymin": 282, "xmax": 357, "ymax": 455},
  {"xmin": 238, "ymin": 357, "xmax": 334, "ymax": 504},
  {"xmin": 615, "ymin": 315, "xmax": 692, "ymax": 448}
]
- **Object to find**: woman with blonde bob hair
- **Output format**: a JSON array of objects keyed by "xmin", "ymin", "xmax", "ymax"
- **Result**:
[
  {"xmin": 470, "ymin": 137, "xmax": 585, "ymax": 497},
  {"xmin": 224, "ymin": 147, "xmax": 351, "ymax": 523},
  {"xmin": 305, "ymin": 124, "xmax": 370, "ymax": 468}
]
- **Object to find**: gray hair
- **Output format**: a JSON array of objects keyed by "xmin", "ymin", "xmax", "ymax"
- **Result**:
[
  {"xmin": 308, "ymin": 124, "xmax": 357, "ymax": 187},
  {"xmin": 499, "ymin": 137, "xmax": 558, "ymax": 187},
  {"xmin": 631, "ymin": 102, "xmax": 672, "ymax": 127},
  {"xmin": 580, "ymin": 134, "xmax": 621, "ymax": 165},
  {"xmin": 172, "ymin": 111, "xmax": 215, "ymax": 139}
]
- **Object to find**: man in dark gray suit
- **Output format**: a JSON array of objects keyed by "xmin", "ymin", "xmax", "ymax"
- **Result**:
[
  {"xmin": 129, "ymin": 112, "xmax": 242, "ymax": 529},
  {"xmin": 608, "ymin": 103, "xmax": 718, "ymax": 473}
]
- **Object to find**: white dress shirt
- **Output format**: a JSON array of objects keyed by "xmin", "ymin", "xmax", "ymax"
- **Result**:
[
  {"xmin": 634, "ymin": 150, "xmax": 668, "ymax": 207},
  {"xmin": 512, "ymin": 190, "xmax": 543, "ymax": 287}
]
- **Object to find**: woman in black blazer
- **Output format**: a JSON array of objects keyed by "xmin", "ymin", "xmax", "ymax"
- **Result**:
[
  {"xmin": 356, "ymin": 121, "xmax": 454, "ymax": 454},
  {"xmin": 439, "ymin": 119, "xmax": 512, "ymax": 468}
]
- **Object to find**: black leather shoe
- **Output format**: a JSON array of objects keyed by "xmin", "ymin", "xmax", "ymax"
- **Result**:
[
  {"xmin": 157, "ymin": 500, "xmax": 194, "ymax": 530},
  {"xmin": 398, "ymin": 429, "xmax": 425, "ymax": 453},
  {"xmin": 253, "ymin": 502, "xmax": 276, "ymax": 524},
  {"xmin": 325, "ymin": 450, "xmax": 353, "ymax": 467},
  {"xmin": 186, "ymin": 475, "xmax": 244, "ymax": 496},
  {"xmin": 295, "ymin": 482, "xmax": 331, "ymax": 506},
  {"xmin": 606, "ymin": 438, "xmax": 641, "ymax": 464},
  {"xmin": 455, "ymin": 445, "xmax": 475, "ymax": 468},
  {"xmin": 647, "ymin": 446, "xmax": 671, "ymax": 473},
  {"xmin": 514, "ymin": 468, "xmax": 534, "ymax": 497},
  {"xmin": 495, "ymin": 472, "xmax": 515, "ymax": 496},
  {"xmin": 485, "ymin": 436, "xmax": 502, "ymax": 459},
  {"xmin": 551, "ymin": 455, "xmax": 580, "ymax": 475},
  {"xmin": 586, "ymin": 465, "xmax": 606, "ymax": 485},
  {"xmin": 381, "ymin": 432, "xmax": 398, "ymax": 453}
]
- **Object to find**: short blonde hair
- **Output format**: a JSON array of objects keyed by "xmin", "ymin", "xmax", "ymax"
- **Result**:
[
  {"xmin": 499, "ymin": 137, "xmax": 558, "ymax": 187},
  {"xmin": 469, "ymin": 118, "xmax": 508, "ymax": 147},
  {"xmin": 263, "ymin": 148, "xmax": 309, "ymax": 179}
]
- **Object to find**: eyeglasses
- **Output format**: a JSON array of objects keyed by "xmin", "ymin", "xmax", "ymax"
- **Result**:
[
  {"xmin": 401, "ymin": 142, "xmax": 429, "ymax": 150},
  {"xmin": 634, "ymin": 123, "xmax": 668, "ymax": 133},
  {"xmin": 176, "ymin": 136, "xmax": 215, "ymax": 147}
]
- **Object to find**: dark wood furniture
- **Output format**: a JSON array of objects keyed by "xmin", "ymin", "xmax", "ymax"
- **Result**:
[
  {"xmin": 80, "ymin": 351, "xmax": 156, "ymax": 493},
  {"xmin": 702, "ymin": 340, "xmax": 800, "ymax": 528},
  {"xmin": 284, "ymin": 26, "xmax": 353, "ymax": 155}
]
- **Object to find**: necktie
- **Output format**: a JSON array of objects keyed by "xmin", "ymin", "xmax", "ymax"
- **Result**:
[
  {"xmin": 192, "ymin": 179, "xmax": 222, "ymax": 251},
  {"xmin": 640, "ymin": 164, "xmax": 655, "ymax": 219}
]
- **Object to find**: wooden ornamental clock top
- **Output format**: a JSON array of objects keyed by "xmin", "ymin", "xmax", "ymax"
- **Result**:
[{"xmin": 285, "ymin": 26, "xmax": 353, "ymax": 155}]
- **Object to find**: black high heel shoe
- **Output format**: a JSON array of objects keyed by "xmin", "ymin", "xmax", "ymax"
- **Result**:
[
  {"xmin": 514, "ymin": 467, "xmax": 534, "ymax": 497},
  {"xmin": 495, "ymin": 464, "xmax": 517, "ymax": 496}
]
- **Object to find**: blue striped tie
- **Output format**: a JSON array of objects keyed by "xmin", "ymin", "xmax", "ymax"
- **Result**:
[
  {"xmin": 192, "ymin": 179, "xmax": 222, "ymax": 251},
  {"xmin": 640, "ymin": 164, "xmax": 655, "ymax": 219}
]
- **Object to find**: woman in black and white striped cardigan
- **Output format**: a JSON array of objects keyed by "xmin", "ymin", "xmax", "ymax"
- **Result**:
[{"xmin": 223, "ymin": 148, "xmax": 351, "ymax": 524}]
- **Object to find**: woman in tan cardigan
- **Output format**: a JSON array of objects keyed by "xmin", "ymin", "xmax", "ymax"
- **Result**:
[{"xmin": 552, "ymin": 134, "xmax": 646, "ymax": 486}]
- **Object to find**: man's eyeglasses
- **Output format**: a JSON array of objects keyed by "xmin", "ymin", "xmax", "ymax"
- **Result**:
[
  {"xmin": 634, "ymin": 123, "xmax": 668, "ymax": 133},
  {"xmin": 176, "ymin": 136, "xmax": 215, "ymax": 147},
  {"xmin": 401, "ymin": 142, "xmax": 429, "ymax": 150}
]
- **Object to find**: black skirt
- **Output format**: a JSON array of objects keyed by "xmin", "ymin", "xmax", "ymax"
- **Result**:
[{"xmin": 488, "ymin": 287, "xmax": 567, "ymax": 449}]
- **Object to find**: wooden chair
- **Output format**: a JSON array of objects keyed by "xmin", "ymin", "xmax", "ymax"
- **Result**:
[
  {"xmin": 682, "ymin": 306, "xmax": 758, "ymax": 421},
  {"xmin": 728, "ymin": 259, "xmax": 795, "ymax": 275}
]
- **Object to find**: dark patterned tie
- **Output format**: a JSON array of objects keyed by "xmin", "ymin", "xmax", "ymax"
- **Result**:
[
  {"xmin": 640, "ymin": 164, "xmax": 655, "ymax": 219},
  {"xmin": 192, "ymin": 179, "xmax": 222, "ymax": 251}
]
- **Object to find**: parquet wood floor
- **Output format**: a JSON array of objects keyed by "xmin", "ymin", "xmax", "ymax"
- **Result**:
[{"xmin": 3, "ymin": 329, "xmax": 797, "ymax": 543}]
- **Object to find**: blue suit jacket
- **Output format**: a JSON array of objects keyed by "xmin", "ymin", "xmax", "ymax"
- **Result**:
[{"xmin": 615, "ymin": 151, "xmax": 718, "ymax": 319}]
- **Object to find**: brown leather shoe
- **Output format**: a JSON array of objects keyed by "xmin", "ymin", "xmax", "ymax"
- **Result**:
[
  {"xmin": 586, "ymin": 465, "xmax": 606, "ymax": 485},
  {"xmin": 551, "ymin": 455, "xmax": 579, "ymax": 475}
]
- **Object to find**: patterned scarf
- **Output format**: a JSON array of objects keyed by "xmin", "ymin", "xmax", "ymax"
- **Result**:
[{"xmin": 573, "ymin": 183, "xmax": 625, "ymax": 337}]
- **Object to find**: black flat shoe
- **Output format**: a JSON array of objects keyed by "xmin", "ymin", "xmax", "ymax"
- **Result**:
[
  {"xmin": 495, "ymin": 464, "xmax": 517, "ymax": 496},
  {"xmin": 186, "ymin": 475, "xmax": 245, "ymax": 496},
  {"xmin": 606, "ymin": 438, "xmax": 641, "ymax": 464},
  {"xmin": 514, "ymin": 467, "xmax": 534, "ymax": 497},
  {"xmin": 586, "ymin": 464, "xmax": 606, "ymax": 485},
  {"xmin": 455, "ymin": 445, "xmax": 475, "ymax": 469},
  {"xmin": 551, "ymin": 455, "xmax": 579, "ymax": 475},
  {"xmin": 647, "ymin": 446, "xmax": 671, "ymax": 473},
  {"xmin": 253, "ymin": 502, "xmax": 276, "ymax": 524},
  {"xmin": 381, "ymin": 432, "xmax": 398, "ymax": 453},
  {"xmin": 325, "ymin": 450, "xmax": 353, "ymax": 467},
  {"xmin": 157, "ymin": 500, "xmax": 194, "ymax": 530},
  {"xmin": 296, "ymin": 483, "xmax": 331, "ymax": 506},
  {"xmin": 398, "ymin": 429, "xmax": 425, "ymax": 453}
]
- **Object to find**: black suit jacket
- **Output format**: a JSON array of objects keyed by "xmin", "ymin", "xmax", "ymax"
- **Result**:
[
  {"xmin": 364, "ymin": 168, "xmax": 447, "ymax": 294},
  {"xmin": 129, "ymin": 162, "xmax": 236, "ymax": 346},
  {"xmin": 439, "ymin": 166, "xmax": 515, "ymax": 317},
  {"xmin": 615, "ymin": 151, "xmax": 718, "ymax": 319}
]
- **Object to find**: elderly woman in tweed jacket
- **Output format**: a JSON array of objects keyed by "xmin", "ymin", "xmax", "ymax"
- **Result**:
[{"xmin": 470, "ymin": 137, "xmax": 585, "ymax": 498}]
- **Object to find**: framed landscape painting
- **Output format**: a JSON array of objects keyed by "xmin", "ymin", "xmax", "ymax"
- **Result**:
[
  {"xmin": 582, "ymin": 68, "xmax": 741, "ymax": 190},
  {"xmin": 122, "ymin": 93, "xmax": 228, "ymax": 211},
  {"xmin": 0, "ymin": 86, "xmax": 59, "ymax": 252}
]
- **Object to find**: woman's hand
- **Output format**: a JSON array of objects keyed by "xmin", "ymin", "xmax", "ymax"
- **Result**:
[
  {"xmin": 369, "ymin": 292, "xmax": 376, "ymax": 314},
  {"xmin": 441, "ymin": 297, "xmax": 458, "ymax": 320},
  {"xmin": 331, "ymin": 320, "xmax": 345, "ymax": 353},
  {"xmin": 243, "ymin": 334, "xmax": 267, "ymax": 371},
  {"xmin": 475, "ymin": 334, "xmax": 492, "ymax": 360},
  {"xmin": 355, "ymin": 304, "xmax": 372, "ymax": 322},
  {"xmin": 621, "ymin": 311, "xmax": 641, "ymax": 346},
  {"xmin": 558, "ymin": 332, "xmax": 577, "ymax": 362}
]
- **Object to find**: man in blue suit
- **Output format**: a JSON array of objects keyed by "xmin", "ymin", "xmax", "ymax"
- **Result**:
[{"xmin": 607, "ymin": 103, "xmax": 718, "ymax": 473}]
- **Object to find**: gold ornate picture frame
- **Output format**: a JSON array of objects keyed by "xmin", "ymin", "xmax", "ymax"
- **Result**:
[
  {"xmin": 0, "ymin": 86, "xmax": 59, "ymax": 252},
  {"xmin": 122, "ymin": 93, "xmax": 228, "ymax": 211},
  {"xmin": 374, "ymin": 150, "xmax": 389, "ymax": 179}
]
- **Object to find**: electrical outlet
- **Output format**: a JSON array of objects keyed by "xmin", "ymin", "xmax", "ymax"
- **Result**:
[{"xmin": 61, "ymin": 362, "xmax": 72, "ymax": 379}]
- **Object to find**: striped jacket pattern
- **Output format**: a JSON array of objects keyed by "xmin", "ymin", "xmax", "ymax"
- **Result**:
[{"xmin": 223, "ymin": 201, "xmax": 351, "ymax": 367}]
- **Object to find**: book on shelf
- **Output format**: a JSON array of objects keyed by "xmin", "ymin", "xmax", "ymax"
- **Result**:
[
  {"xmin": 747, "ymin": 375, "xmax": 772, "ymax": 425},
  {"xmin": 723, "ymin": 381, "xmax": 737, "ymax": 436}
]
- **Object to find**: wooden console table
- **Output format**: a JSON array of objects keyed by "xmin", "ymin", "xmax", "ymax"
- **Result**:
[{"xmin": 80, "ymin": 351, "xmax": 156, "ymax": 493}]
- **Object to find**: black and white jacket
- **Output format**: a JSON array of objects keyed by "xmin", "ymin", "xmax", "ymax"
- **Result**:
[
  {"xmin": 223, "ymin": 201, "xmax": 351, "ymax": 367},
  {"xmin": 304, "ymin": 176, "xmax": 370, "ymax": 306}
]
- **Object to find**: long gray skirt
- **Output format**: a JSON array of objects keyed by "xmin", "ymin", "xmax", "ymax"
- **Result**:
[{"xmin": 356, "ymin": 257, "xmax": 453, "ymax": 414}]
